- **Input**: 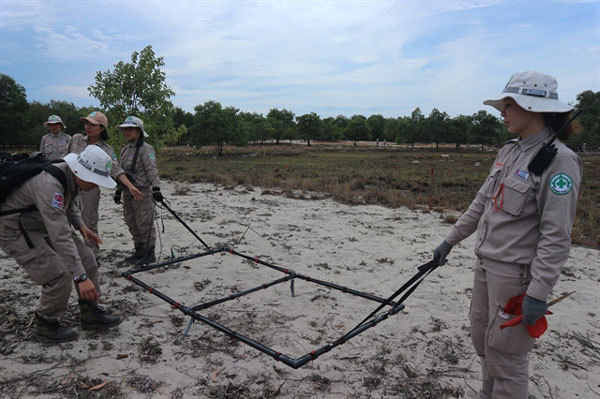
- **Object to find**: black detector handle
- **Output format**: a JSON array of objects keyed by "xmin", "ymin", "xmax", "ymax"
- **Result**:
[{"xmin": 528, "ymin": 109, "xmax": 583, "ymax": 176}]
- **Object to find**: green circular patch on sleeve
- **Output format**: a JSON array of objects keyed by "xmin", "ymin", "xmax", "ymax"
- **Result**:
[
  {"xmin": 550, "ymin": 173, "xmax": 573, "ymax": 195},
  {"xmin": 149, "ymin": 153, "xmax": 155, "ymax": 160}
]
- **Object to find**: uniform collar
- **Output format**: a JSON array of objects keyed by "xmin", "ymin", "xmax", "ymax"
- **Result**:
[{"xmin": 517, "ymin": 128, "xmax": 551, "ymax": 152}]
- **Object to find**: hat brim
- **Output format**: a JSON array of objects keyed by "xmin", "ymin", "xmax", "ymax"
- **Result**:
[
  {"xmin": 63, "ymin": 153, "xmax": 117, "ymax": 189},
  {"xmin": 484, "ymin": 94, "xmax": 574, "ymax": 113},
  {"xmin": 117, "ymin": 123, "xmax": 149, "ymax": 137}
]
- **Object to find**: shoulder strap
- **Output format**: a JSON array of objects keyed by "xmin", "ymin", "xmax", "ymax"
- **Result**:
[{"xmin": 43, "ymin": 162, "xmax": 68, "ymax": 194}]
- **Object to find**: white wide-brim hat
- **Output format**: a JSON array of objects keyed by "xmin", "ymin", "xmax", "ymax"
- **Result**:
[
  {"xmin": 64, "ymin": 145, "xmax": 116, "ymax": 189},
  {"xmin": 43, "ymin": 115, "xmax": 65, "ymax": 128},
  {"xmin": 484, "ymin": 71, "xmax": 573, "ymax": 113},
  {"xmin": 117, "ymin": 115, "xmax": 149, "ymax": 137}
]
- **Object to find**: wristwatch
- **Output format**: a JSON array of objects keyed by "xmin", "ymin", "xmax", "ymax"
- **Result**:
[{"xmin": 73, "ymin": 274, "xmax": 88, "ymax": 284}]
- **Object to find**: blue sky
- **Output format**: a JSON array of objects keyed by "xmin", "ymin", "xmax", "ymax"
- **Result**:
[{"xmin": 1, "ymin": 0, "xmax": 598, "ymax": 119}]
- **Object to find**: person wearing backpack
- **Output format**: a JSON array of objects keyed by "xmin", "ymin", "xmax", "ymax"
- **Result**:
[
  {"xmin": 114, "ymin": 116, "xmax": 162, "ymax": 266},
  {"xmin": 39, "ymin": 115, "xmax": 71, "ymax": 160},
  {"xmin": 0, "ymin": 145, "xmax": 122, "ymax": 343},
  {"xmin": 67, "ymin": 111, "xmax": 143, "ymax": 256}
]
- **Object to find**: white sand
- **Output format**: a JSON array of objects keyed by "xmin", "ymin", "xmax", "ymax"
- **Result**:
[{"xmin": 0, "ymin": 180, "xmax": 598, "ymax": 398}]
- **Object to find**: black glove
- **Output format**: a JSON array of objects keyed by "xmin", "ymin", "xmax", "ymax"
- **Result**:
[
  {"xmin": 114, "ymin": 189, "xmax": 122, "ymax": 204},
  {"xmin": 152, "ymin": 188, "xmax": 163, "ymax": 202},
  {"xmin": 522, "ymin": 295, "xmax": 547, "ymax": 325},
  {"xmin": 433, "ymin": 240, "xmax": 453, "ymax": 266}
]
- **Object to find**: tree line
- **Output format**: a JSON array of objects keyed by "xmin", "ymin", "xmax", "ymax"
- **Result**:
[{"xmin": 2, "ymin": 46, "xmax": 598, "ymax": 154}]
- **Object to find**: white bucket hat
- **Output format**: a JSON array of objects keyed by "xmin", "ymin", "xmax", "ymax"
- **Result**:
[
  {"xmin": 117, "ymin": 115, "xmax": 148, "ymax": 137},
  {"xmin": 63, "ymin": 145, "xmax": 116, "ymax": 189},
  {"xmin": 43, "ymin": 115, "xmax": 65, "ymax": 128},
  {"xmin": 484, "ymin": 71, "xmax": 573, "ymax": 113}
]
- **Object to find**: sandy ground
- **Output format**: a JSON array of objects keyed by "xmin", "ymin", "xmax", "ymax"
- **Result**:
[{"xmin": 1, "ymin": 180, "xmax": 599, "ymax": 399}]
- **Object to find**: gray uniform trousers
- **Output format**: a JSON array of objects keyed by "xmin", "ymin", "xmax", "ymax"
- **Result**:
[
  {"xmin": 471, "ymin": 260, "xmax": 534, "ymax": 399},
  {"xmin": 79, "ymin": 187, "xmax": 101, "ymax": 255},
  {"xmin": 0, "ymin": 230, "xmax": 100, "ymax": 320},
  {"xmin": 123, "ymin": 186, "xmax": 156, "ymax": 246}
]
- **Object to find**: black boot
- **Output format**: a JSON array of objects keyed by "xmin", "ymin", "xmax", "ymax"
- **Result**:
[
  {"xmin": 125, "ymin": 242, "xmax": 145, "ymax": 263},
  {"xmin": 34, "ymin": 312, "xmax": 78, "ymax": 343},
  {"xmin": 135, "ymin": 246, "xmax": 156, "ymax": 267},
  {"xmin": 79, "ymin": 300, "xmax": 122, "ymax": 330}
]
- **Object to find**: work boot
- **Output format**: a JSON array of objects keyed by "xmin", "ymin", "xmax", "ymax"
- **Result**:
[
  {"xmin": 33, "ymin": 312, "xmax": 78, "ymax": 343},
  {"xmin": 124, "ymin": 242, "xmax": 145, "ymax": 263},
  {"xmin": 135, "ymin": 246, "xmax": 156, "ymax": 267},
  {"xmin": 79, "ymin": 300, "xmax": 122, "ymax": 331}
]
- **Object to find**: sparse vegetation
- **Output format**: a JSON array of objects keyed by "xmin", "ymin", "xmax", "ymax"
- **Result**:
[{"xmin": 159, "ymin": 144, "xmax": 599, "ymax": 248}]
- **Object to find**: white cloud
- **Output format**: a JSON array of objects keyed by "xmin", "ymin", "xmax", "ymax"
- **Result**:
[{"xmin": 1, "ymin": 0, "xmax": 597, "ymax": 117}]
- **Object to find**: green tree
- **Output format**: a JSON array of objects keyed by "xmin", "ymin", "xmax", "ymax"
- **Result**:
[
  {"xmin": 448, "ymin": 114, "xmax": 472, "ymax": 149},
  {"xmin": 425, "ymin": 108, "xmax": 449, "ymax": 149},
  {"xmin": 266, "ymin": 108, "xmax": 295, "ymax": 144},
  {"xmin": 406, "ymin": 107, "xmax": 425, "ymax": 148},
  {"xmin": 333, "ymin": 115, "xmax": 349, "ymax": 141},
  {"xmin": 322, "ymin": 117, "xmax": 339, "ymax": 141},
  {"xmin": 383, "ymin": 117, "xmax": 400, "ymax": 143},
  {"xmin": 191, "ymin": 101, "xmax": 240, "ymax": 155},
  {"xmin": 574, "ymin": 90, "xmax": 600, "ymax": 150},
  {"xmin": 172, "ymin": 106, "xmax": 195, "ymax": 145},
  {"xmin": 367, "ymin": 114, "xmax": 385, "ymax": 142},
  {"xmin": 345, "ymin": 114, "xmax": 371, "ymax": 147},
  {"xmin": 0, "ymin": 74, "xmax": 28, "ymax": 148},
  {"xmin": 296, "ymin": 112, "xmax": 323, "ymax": 146},
  {"xmin": 88, "ymin": 45, "xmax": 175, "ymax": 149},
  {"xmin": 471, "ymin": 110, "xmax": 503, "ymax": 150}
]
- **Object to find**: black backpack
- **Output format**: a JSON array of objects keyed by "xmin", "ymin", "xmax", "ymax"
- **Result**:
[{"xmin": 0, "ymin": 152, "xmax": 68, "ymax": 215}]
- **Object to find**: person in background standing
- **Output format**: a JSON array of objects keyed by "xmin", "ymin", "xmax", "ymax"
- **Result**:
[
  {"xmin": 39, "ymin": 115, "xmax": 71, "ymax": 160},
  {"xmin": 114, "ymin": 116, "xmax": 162, "ymax": 266},
  {"xmin": 68, "ymin": 111, "xmax": 143, "ymax": 256}
]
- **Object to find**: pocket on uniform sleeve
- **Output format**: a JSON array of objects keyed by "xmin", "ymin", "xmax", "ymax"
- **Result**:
[
  {"xmin": 487, "ymin": 304, "xmax": 535, "ymax": 354},
  {"xmin": 501, "ymin": 177, "xmax": 531, "ymax": 216}
]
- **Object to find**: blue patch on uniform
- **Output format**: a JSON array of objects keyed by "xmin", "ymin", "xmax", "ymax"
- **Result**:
[
  {"xmin": 515, "ymin": 169, "xmax": 529, "ymax": 180},
  {"xmin": 111, "ymin": 154, "xmax": 117, "ymax": 160},
  {"xmin": 51, "ymin": 192, "xmax": 64, "ymax": 209}
]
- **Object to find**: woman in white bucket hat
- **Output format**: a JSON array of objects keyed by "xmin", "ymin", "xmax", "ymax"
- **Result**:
[
  {"xmin": 40, "ymin": 115, "xmax": 71, "ymax": 160},
  {"xmin": 433, "ymin": 71, "xmax": 582, "ymax": 398},
  {"xmin": 0, "ymin": 145, "xmax": 122, "ymax": 343},
  {"xmin": 67, "ymin": 111, "xmax": 143, "ymax": 257},
  {"xmin": 114, "ymin": 116, "xmax": 162, "ymax": 266}
]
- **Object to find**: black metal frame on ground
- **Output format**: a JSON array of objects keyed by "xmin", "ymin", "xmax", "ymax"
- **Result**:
[{"xmin": 122, "ymin": 200, "xmax": 440, "ymax": 369}]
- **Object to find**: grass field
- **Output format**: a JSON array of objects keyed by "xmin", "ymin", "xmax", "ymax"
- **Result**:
[{"xmin": 158, "ymin": 143, "xmax": 599, "ymax": 249}]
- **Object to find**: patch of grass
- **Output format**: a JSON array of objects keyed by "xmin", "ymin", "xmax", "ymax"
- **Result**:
[{"xmin": 158, "ymin": 145, "xmax": 599, "ymax": 249}]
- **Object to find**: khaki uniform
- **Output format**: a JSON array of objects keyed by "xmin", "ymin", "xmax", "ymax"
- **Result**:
[
  {"xmin": 120, "ymin": 142, "xmax": 160, "ymax": 246},
  {"xmin": 0, "ymin": 163, "xmax": 100, "ymax": 320},
  {"xmin": 68, "ymin": 134, "xmax": 124, "ymax": 254},
  {"xmin": 445, "ymin": 128, "xmax": 582, "ymax": 399},
  {"xmin": 39, "ymin": 132, "xmax": 71, "ymax": 160}
]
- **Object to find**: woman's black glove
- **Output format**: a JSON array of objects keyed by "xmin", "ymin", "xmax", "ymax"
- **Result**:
[
  {"xmin": 522, "ymin": 295, "xmax": 548, "ymax": 325},
  {"xmin": 152, "ymin": 187, "xmax": 163, "ymax": 202},
  {"xmin": 433, "ymin": 240, "xmax": 453, "ymax": 266}
]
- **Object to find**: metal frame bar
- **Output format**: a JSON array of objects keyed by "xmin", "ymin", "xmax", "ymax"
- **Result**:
[{"xmin": 122, "ymin": 247, "xmax": 414, "ymax": 369}]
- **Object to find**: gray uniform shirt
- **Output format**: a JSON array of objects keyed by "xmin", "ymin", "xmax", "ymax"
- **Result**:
[
  {"xmin": 120, "ymin": 142, "xmax": 160, "ymax": 189},
  {"xmin": 0, "ymin": 163, "xmax": 86, "ymax": 277},
  {"xmin": 445, "ymin": 128, "xmax": 582, "ymax": 301},
  {"xmin": 68, "ymin": 133, "xmax": 125, "ymax": 180},
  {"xmin": 39, "ymin": 132, "xmax": 71, "ymax": 160}
]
